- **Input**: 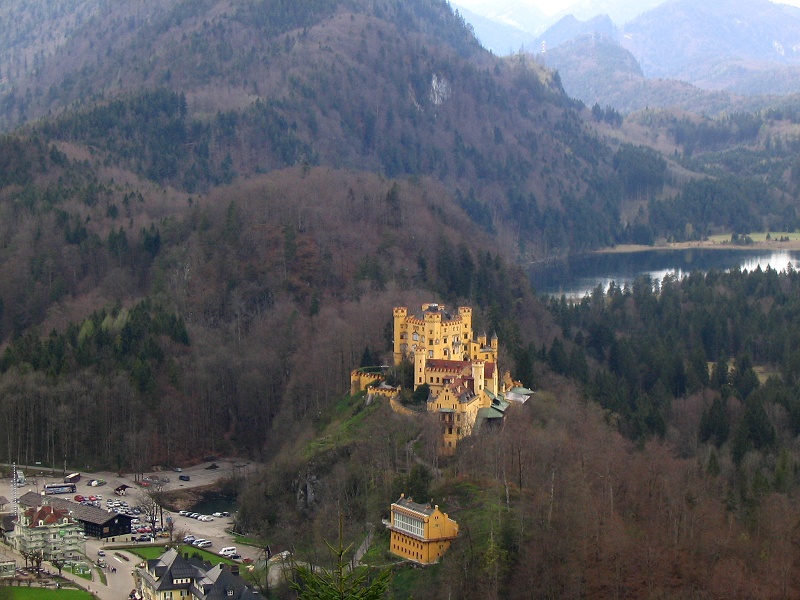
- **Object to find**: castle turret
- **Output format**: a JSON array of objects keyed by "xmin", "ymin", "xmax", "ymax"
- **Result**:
[
  {"xmin": 458, "ymin": 306, "xmax": 472, "ymax": 338},
  {"xmin": 393, "ymin": 307, "xmax": 409, "ymax": 365},
  {"xmin": 414, "ymin": 350, "xmax": 427, "ymax": 390},
  {"xmin": 471, "ymin": 360, "xmax": 485, "ymax": 392}
]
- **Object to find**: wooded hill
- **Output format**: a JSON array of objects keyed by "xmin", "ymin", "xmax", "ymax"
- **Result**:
[{"xmin": 5, "ymin": 2, "xmax": 800, "ymax": 597}]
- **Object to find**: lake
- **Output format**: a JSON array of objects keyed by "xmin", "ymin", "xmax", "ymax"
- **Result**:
[
  {"xmin": 189, "ymin": 491, "xmax": 238, "ymax": 515},
  {"xmin": 529, "ymin": 247, "xmax": 800, "ymax": 298}
]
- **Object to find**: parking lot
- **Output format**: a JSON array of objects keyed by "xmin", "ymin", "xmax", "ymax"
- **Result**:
[{"xmin": 1, "ymin": 459, "xmax": 261, "ymax": 558}]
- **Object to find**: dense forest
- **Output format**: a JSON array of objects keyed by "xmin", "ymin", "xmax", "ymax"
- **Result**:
[
  {"xmin": 5, "ymin": 0, "xmax": 800, "ymax": 598},
  {"xmin": 232, "ymin": 267, "xmax": 800, "ymax": 599}
]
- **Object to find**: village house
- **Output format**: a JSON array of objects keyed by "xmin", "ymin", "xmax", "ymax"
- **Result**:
[
  {"xmin": 385, "ymin": 494, "xmax": 458, "ymax": 564},
  {"xmin": 10, "ymin": 504, "xmax": 84, "ymax": 560},
  {"xmin": 139, "ymin": 548, "xmax": 260, "ymax": 600}
]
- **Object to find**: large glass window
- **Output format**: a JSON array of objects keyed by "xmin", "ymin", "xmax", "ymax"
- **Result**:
[{"xmin": 394, "ymin": 512, "xmax": 424, "ymax": 538}]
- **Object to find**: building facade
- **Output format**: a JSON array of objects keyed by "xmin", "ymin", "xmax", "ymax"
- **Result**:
[
  {"xmin": 392, "ymin": 304, "xmax": 530, "ymax": 453},
  {"xmin": 11, "ymin": 505, "xmax": 84, "ymax": 560},
  {"xmin": 386, "ymin": 495, "xmax": 458, "ymax": 564},
  {"xmin": 139, "ymin": 548, "xmax": 260, "ymax": 600},
  {"xmin": 48, "ymin": 497, "xmax": 134, "ymax": 539}
]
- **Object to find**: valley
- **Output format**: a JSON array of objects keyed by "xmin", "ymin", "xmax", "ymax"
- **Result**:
[{"xmin": 2, "ymin": 0, "xmax": 800, "ymax": 598}]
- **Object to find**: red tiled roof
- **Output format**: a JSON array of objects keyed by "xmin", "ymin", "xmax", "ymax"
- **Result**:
[
  {"xmin": 24, "ymin": 505, "xmax": 70, "ymax": 526},
  {"xmin": 426, "ymin": 359, "xmax": 471, "ymax": 373}
]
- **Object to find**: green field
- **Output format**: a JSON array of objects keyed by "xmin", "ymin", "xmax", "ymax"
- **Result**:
[
  {"xmin": 230, "ymin": 532, "xmax": 263, "ymax": 548},
  {"xmin": 0, "ymin": 589, "xmax": 92, "ymax": 600},
  {"xmin": 64, "ymin": 563, "xmax": 91, "ymax": 581},
  {"xmin": 127, "ymin": 544, "xmax": 235, "ymax": 566}
]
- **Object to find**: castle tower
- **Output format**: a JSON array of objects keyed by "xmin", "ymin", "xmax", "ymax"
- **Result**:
[
  {"xmin": 414, "ymin": 349, "xmax": 427, "ymax": 390},
  {"xmin": 471, "ymin": 360, "xmax": 485, "ymax": 393},
  {"xmin": 458, "ymin": 306, "xmax": 472, "ymax": 339},
  {"xmin": 393, "ymin": 306, "xmax": 408, "ymax": 365}
]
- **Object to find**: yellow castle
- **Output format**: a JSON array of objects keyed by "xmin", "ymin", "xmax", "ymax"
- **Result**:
[
  {"xmin": 393, "ymin": 303, "xmax": 531, "ymax": 454},
  {"xmin": 386, "ymin": 494, "xmax": 459, "ymax": 564}
]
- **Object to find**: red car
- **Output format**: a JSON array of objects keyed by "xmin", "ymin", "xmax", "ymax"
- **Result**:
[{"xmin": 74, "ymin": 495, "xmax": 84, "ymax": 502}]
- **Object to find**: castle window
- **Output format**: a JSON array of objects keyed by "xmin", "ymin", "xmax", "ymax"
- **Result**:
[
  {"xmin": 428, "ymin": 351, "xmax": 433, "ymax": 358},
  {"xmin": 428, "ymin": 339, "xmax": 433, "ymax": 345},
  {"xmin": 443, "ymin": 337, "xmax": 448, "ymax": 343},
  {"xmin": 412, "ymin": 333, "xmax": 419, "ymax": 341}
]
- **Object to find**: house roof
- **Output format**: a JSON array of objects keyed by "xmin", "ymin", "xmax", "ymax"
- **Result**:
[
  {"xmin": 18, "ymin": 491, "xmax": 44, "ymax": 508},
  {"xmin": 203, "ymin": 565, "xmax": 261, "ymax": 600},
  {"xmin": 394, "ymin": 496, "xmax": 435, "ymax": 516},
  {"xmin": 1, "ymin": 515, "xmax": 15, "ymax": 533},
  {"xmin": 48, "ymin": 498, "xmax": 133, "ymax": 526},
  {"xmin": 0, "ymin": 496, "xmax": 9, "ymax": 505},
  {"xmin": 141, "ymin": 548, "xmax": 259, "ymax": 599},
  {"xmin": 426, "ymin": 359, "xmax": 471, "ymax": 373},
  {"xmin": 24, "ymin": 504, "xmax": 70, "ymax": 526},
  {"xmin": 477, "ymin": 406, "xmax": 506, "ymax": 420}
]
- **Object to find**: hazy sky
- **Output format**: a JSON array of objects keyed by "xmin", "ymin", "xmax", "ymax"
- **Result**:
[{"xmin": 454, "ymin": 0, "xmax": 800, "ymax": 16}]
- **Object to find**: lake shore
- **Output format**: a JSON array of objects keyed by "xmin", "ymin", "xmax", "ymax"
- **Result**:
[{"xmin": 598, "ymin": 238, "xmax": 800, "ymax": 255}]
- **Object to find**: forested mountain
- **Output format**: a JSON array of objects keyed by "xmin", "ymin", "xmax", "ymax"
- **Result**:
[
  {"xmin": 0, "ymin": 0, "xmax": 574, "ymax": 467},
  {"xmin": 6, "ymin": 1, "xmax": 800, "ymax": 597},
  {"xmin": 1, "ymin": 0, "xmax": 637, "ymax": 260}
]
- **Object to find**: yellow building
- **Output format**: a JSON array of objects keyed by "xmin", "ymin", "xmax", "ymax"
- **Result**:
[
  {"xmin": 393, "ymin": 304, "xmax": 498, "ymax": 377},
  {"xmin": 393, "ymin": 303, "xmax": 516, "ymax": 453},
  {"xmin": 386, "ymin": 494, "xmax": 458, "ymax": 564}
]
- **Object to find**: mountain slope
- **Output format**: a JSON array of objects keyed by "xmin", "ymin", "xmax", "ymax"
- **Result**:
[
  {"xmin": 536, "ymin": 14, "xmax": 617, "ymax": 50},
  {"xmin": 623, "ymin": 0, "xmax": 800, "ymax": 91},
  {"xmin": 1, "ymin": 0, "xmax": 634, "ymax": 261},
  {"xmin": 538, "ymin": 34, "xmax": 780, "ymax": 115}
]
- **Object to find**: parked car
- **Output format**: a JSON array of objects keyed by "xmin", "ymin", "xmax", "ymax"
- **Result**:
[
  {"xmin": 97, "ymin": 550, "xmax": 106, "ymax": 557},
  {"xmin": 137, "ymin": 535, "xmax": 152, "ymax": 542},
  {"xmin": 183, "ymin": 536, "xmax": 196, "ymax": 544},
  {"xmin": 173, "ymin": 467, "xmax": 183, "ymax": 472},
  {"xmin": 179, "ymin": 475, "xmax": 190, "ymax": 481},
  {"xmin": 195, "ymin": 540, "xmax": 212, "ymax": 549},
  {"xmin": 178, "ymin": 511, "xmax": 189, "ymax": 517}
]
